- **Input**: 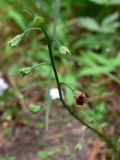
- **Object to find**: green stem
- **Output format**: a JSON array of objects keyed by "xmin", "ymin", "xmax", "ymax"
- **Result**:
[
  {"xmin": 60, "ymin": 82, "xmax": 75, "ymax": 94},
  {"xmin": 32, "ymin": 62, "xmax": 51, "ymax": 70},
  {"xmin": 52, "ymin": 0, "xmax": 61, "ymax": 37},
  {"xmin": 45, "ymin": 0, "xmax": 61, "ymax": 130},
  {"xmin": 41, "ymin": 28, "xmax": 63, "ymax": 100},
  {"xmin": 41, "ymin": 27, "xmax": 118, "ymax": 155},
  {"xmin": 23, "ymin": 27, "xmax": 41, "ymax": 36},
  {"xmin": 22, "ymin": 26, "xmax": 118, "ymax": 156}
]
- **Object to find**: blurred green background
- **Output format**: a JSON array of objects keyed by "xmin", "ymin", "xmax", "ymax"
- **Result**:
[{"xmin": 0, "ymin": 0, "xmax": 120, "ymax": 159}]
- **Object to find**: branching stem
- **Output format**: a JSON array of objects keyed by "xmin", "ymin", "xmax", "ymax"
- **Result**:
[
  {"xmin": 22, "ymin": 27, "xmax": 119, "ymax": 157},
  {"xmin": 40, "ymin": 27, "xmax": 118, "ymax": 156}
]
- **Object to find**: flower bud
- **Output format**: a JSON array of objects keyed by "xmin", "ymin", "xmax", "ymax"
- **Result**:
[
  {"xmin": 59, "ymin": 45, "xmax": 71, "ymax": 55},
  {"xmin": 8, "ymin": 33, "xmax": 24, "ymax": 47},
  {"xmin": 19, "ymin": 67, "xmax": 32, "ymax": 76},
  {"xmin": 75, "ymin": 143, "xmax": 83, "ymax": 151},
  {"xmin": 29, "ymin": 104, "xmax": 41, "ymax": 114},
  {"xmin": 33, "ymin": 16, "xmax": 45, "ymax": 27}
]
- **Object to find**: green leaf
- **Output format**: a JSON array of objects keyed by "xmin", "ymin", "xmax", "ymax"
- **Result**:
[
  {"xmin": 0, "ymin": 156, "xmax": 16, "ymax": 160},
  {"xmin": 111, "ymin": 53, "xmax": 120, "ymax": 67},
  {"xmin": 88, "ymin": 51, "xmax": 110, "ymax": 65},
  {"xmin": 79, "ymin": 66, "xmax": 112, "ymax": 76},
  {"xmin": 89, "ymin": 0, "xmax": 120, "ymax": 5},
  {"xmin": 38, "ymin": 150, "xmax": 56, "ymax": 159},
  {"xmin": 7, "ymin": 10, "xmax": 27, "ymax": 30},
  {"xmin": 64, "ymin": 74, "xmax": 76, "ymax": 105},
  {"xmin": 100, "ymin": 12, "xmax": 120, "ymax": 33},
  {"xmin": 102, "ymin": 12, "xmax": 119, "ymax": 26},
  {"xmin": 8, "ymin": 34, "xmax": 24, "ymax": 47},
  {"xmin": 78, "ymin": 51, "xmax": 120, "ymax": 77},
  {"xmin": 79, "ymin": 17, "xmax": 100, "ymax": 32},
  {"xmin": 78, "ymin": 52, "xmax": 96, "ymax": 66},
  {"xmin": 79, "ymin": 13, "xmax": 119, "ymax": 33}
]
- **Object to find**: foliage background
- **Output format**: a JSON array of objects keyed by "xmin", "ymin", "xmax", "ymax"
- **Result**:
[{"xmin": 0, "ymin": 0, "xmax": 120, "ymax": 159}]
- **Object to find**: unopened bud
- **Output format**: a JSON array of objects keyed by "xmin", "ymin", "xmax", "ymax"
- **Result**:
[
  {"xmin": 8, "ymin": 33, "xmax": 24, "ymax": 47},
  {"xmin": 29, "ymin": 104, "xmax": 41, "ymax": 114},
  {"xmin": 59, "ymin": 45, "xmax": 71, "ymax": 55},
  {"xmin": 33, "ymin": 16, "xmax": 45, "ymax": 27},
  {"xmin": 19, "ymin": 67, "xmax": 32, "ymax": 76}
]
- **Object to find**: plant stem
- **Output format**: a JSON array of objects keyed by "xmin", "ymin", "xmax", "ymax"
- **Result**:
[
  {"xmin": 32, "ymin": 62, "xmax": 51, "ymax": 70},
  {"xmin": 52, "ymin": 0, "xmax": 61, "ymax": 38},
  {"xmin": 22, "ymin": 26, "xmax": 118, "ymax": 157},
  {"xmin": 23, "ymin": 27, "xmax": 41, "ymax": 36},
  {"xmin": 41, "ymin": 27, "xmax": 118, "ymax": 155},
  {"xmin": 41, "ymin": 28, "xmax": 63, "ymax": 99},
  {"xmin": 60, "ymin": 82, "xmax": 75, "ymax": 94},
  {"xmin": 45, "ymin": 0, "xmax": 61, "ymax": 130}
]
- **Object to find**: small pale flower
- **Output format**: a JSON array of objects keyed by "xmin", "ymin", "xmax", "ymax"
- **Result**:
[
  {"xmin": 49, "ymin": 88, "xmax": 64, "ymax": 100},
  {"xmin": 0, "ymin": 78, "xmax": 8, "ymax": 94}
]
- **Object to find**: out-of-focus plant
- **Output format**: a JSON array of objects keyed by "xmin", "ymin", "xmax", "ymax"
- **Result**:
[
  {"xmin": 79, "ymin": 12, "xmax": 120, "ymax": 33},
  {"xmin": 89, "ymin": 0, "xmax": 120, "ymax": 5},
  {"xmin": 75, "ymin": 51, "xmax": 120, "ymax": 85},
  {"xmin": 73, "ymin": 33, "xmax": 119, "ymax": 52},
  {"xmin": 0, "ymin": 77, "xmax": 9, "ymax": 94},
  {"xmin": 8, "ymin": 14, "xmax": 119, "ymax": 158},
  {"xmin": 38, "ymin": 149, "xmax": 61, "ymax": 159},
  {"xmin": 75, "ymin": 126, "xmax": 87, "ymax": 151},
  {"xmin": 78, "ymin": 102, "xmax": 106, "ymax": 128},
  {"xmin": 3, "ymin": 0, "xmax": 120, "ymax": 158},
  {"xmin": 0, "ymin": 156, "xmax": 16, "ymax": 160}
]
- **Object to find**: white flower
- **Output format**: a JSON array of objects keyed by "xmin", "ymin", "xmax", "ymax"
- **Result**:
[
  {"xmin": 49, "ymin": 88, "xmax": 64, "ymax": 100},
  {"xmin": 0, "ymin": 78, "xmax": 8, "ymax": 94}
]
